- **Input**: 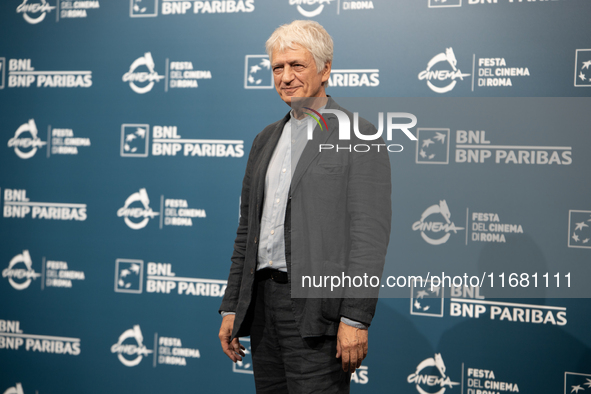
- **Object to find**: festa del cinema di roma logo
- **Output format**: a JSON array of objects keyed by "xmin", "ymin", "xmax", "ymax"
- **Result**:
[
  {"xmin": 418, "ymin": 48, "xmax": 470, "ymax": 93},
  {"xmin": 111, "ymin": 325, "xmax": 153, "ymax": 367},
  {"xmin": 123, "ymin": 52, "xmax": 164, "ymax": 94},
  {"xmin": 2, "ymin": 250, "xmax": 40, "ymax": 290},
  {"xmin": 3, "ymin": 383, "xmax": 25, "ymax": 394},
  {"xmin": 117, "ymin": 188, "xmax": 159, "ymax": 229},
  {"xmin": 7, "ymin": 119, "xmax": 46, "ymax": 159},
  {"xmin": 16, "ymin": 0, "xmax": 55, "ymax": 24},
  {"xmin": 290, "ymin": 0, "xmax": 333, "ymax": 17},
  {"xmin": 407, "ymin": 353, "xmax": 459, "ymax": 394},
  {"xmin": 412, "ymin": 200, "xmax": 464, "ymax": 245}
]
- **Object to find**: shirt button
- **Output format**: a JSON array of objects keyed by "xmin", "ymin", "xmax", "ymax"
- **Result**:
[
  {"xmin": 282, "ymin": 168, "xmax": 286, "ymax": 173},
  {"xmin": 276, "ymin": 198, "xmax": 280, "ymax": 203},
  {"xmin": 270, "ymin": 230, "xmax": 275, "ymax": 235},
  {"xmin": 269, "ymin": 261, "xmax": 273, "ymax": 266}
]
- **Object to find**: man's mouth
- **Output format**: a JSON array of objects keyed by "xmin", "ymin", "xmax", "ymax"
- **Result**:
[{"xmin": 283, "ymin": 86, "xmax": 301, "ymax": 94}]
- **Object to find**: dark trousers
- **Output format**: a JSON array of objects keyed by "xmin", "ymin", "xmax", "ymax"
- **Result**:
[{"xmin": 248, "ymin": 275, "xmax": 350, "ymax": 394}]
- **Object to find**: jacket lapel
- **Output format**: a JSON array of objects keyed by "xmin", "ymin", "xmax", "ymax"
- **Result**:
[
  {"xmin": 255, "ymin": 112, "xmax": 291, "ymax": 207},
  {"xmin": 290, "ymin": 97, "xmax": 339, "ymax": 194}
]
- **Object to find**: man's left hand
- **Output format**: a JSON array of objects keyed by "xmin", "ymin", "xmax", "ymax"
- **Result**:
[{"xmin": 335, "ymin": 321, "xmax": 368, "ymax": 372}]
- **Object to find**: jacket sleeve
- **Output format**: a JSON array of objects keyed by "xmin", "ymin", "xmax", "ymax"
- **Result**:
[
  {"xmin": 219, "ymin": 134, "xmax": 260, "ymax": 313},
  {"xmin": 339, "ymin": 125, "xmax": 392, "ymax": 326}
]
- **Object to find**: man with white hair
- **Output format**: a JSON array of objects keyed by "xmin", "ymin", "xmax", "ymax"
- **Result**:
[{"xmin": 219, "ymin": 20, "xmax": 391, "ymax": 393}]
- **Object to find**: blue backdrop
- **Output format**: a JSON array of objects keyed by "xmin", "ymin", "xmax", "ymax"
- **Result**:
[{"xmin": 1, "ymin": 1, "xmax": 591, "ymax": 393}]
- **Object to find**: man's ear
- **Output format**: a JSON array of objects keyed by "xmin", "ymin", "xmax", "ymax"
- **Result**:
[{"xmin": 321, "ymin": 61, "xmax": 332, "ymax": 83}]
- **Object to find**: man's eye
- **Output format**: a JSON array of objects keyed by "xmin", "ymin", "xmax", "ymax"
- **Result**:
[{"xmin": 273, "ymin": 67, "xmax": 283, "ymax": 73}]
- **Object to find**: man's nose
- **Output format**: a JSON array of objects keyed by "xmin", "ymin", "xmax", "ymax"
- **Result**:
[{"xmin": 282, "ymin": 65, "xmax": 295, "ymax": 84}]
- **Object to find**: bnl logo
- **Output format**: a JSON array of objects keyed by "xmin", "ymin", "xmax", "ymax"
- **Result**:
[
  {"xmin": 121, "ymin": 124, "xmax": 149, "ymax": 157},
  {"xmin": 244, "ymin": 55, "xmax": 272, "ymax": 89},
  {"xmin": 415, "ymin": 128, "xmax": 450, "ymax": 164},
  {"xmin": 564, "ymin": 372, "xmax": 591, "ymax": 394},
  {"xmin": 428, "ymin": 0, "xmax": 462, "ymax": 8},
  {"xmin": 574, "ymin": 49, "xmax": 591, "ymax": 87},
  {"xmin": 0, "ymin": 58, "xmax": 5, "ymax": 89},
  {"xmin": 410, "ymin": 279, "xmax": 444, "ymax": 317},
  {"xmin": 115, "ymin": 259, "xmax": 144, "ymax": 293},
  {"xmin": 568, "ymin": 210, "xmax": 591, "ymax": 249},
  {"xmin": 130, "ymin": 0, "xmax": 158, "ymax": 17},
  {"xmin": 232, "ymin": 337, "xmax": 253, "ymax": 374}
]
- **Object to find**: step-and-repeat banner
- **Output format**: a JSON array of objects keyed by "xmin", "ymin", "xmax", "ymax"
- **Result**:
[{"xmin": 1, "ymin": 1, "xmax": 590, "ymax": 393}]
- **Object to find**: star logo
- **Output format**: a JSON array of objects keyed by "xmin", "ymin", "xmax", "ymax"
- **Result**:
[
  {"xmin": 115, "ymin": 259, "xmax": 144, "ymax": 293},
  {"xmin": 568, "ymin": 210, "xmax": 591, "ymax": 249},
  {"xmin": 121, "ymin": 124, "xmax": 149, "ymax": 157},
  {"xmin": 415, "ymin": 128, "xmax": 450, "ymax": 165},
  {"xmin": 422, "ymin": 138, "xmax": 434, "ymax": 148},
  {"xmin": 244, "ymin": 55, "xmax": 272, "ymax": 89},
  {"xmin": 130, "ymin": 0, "xmax": 158, "ymax": 17},
  {"xmin": 428, "ymin": 0, "xmax": 461, "ymax": 8},
  {"xmin": 574, "ymin": 49, "xmax": 591, "ymax": 87},
  {"xmin": 410, "ymin": 280, "xmax": 444, "ymax": 317}
]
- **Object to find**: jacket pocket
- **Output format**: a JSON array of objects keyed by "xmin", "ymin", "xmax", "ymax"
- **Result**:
[{"xmin": 311, "ymin": 164, "xmax": 346, "ymax": 175}]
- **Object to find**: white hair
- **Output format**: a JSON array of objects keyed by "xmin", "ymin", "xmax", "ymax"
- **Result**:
[{"xmin": 266, "ymin": 20, "xmax": 333, "ymax": 79}]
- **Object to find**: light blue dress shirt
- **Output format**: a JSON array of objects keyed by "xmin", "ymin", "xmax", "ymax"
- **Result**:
[{"xmin": 257, "ymin": 111, "xmax": 309, "ymax": 272}]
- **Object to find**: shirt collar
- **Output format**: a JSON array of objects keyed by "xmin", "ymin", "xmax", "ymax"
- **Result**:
[{"xmin": 289, "ymin": 103, "xmax": 328, "ymax": 127}]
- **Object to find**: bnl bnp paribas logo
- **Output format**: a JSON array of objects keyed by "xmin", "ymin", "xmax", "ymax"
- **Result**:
[
  {"xmin": 565, "ymin": 372, "xmax": 591, "ymax": 394},
  {"xmin": 428, "ymin": 0, "xmax": 462, "ymax": 8},
  {"xmin": 568, "ymin": 210, "xmax": 591, "ymax": 249},
  {"xmin": 244, "ymin": 55, "xmax": 272, "ymax": 89},
  {"xmin": 121, "ymin": 123, "xmax": 244, "ymax": 158},
  {"xmin": 130, "ymin": 0, "xmax": 255, "ymax": 17},
  {"xmin": 574, "ymin": 49, "xmax": 591, "ymax": 87},
  {"xmin": 130, "ymin": 0, "xmax": 158, "ymax": 17},
  {"xmin": 412, "ymin": 200, "xmax": 465, "ymax": 245},
  {"xmin": 418, "ymin": 48, "xmax": 471, "ymax": 93}
]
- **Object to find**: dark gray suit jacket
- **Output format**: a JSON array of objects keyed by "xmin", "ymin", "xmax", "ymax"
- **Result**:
[{"xmin": 220, "ymin": 98, "xmax": 391, "ymax": 339}]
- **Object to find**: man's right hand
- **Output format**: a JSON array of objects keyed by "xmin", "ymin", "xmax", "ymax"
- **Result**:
[{"xmin": 218, "ymin": 314, "xmax": 245, "ymax": 362}]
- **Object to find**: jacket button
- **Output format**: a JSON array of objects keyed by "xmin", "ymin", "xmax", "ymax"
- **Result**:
[
  {"xmin": 254, "ymin": 236, "xmax": 257, "ymax": 244},
  {"xmin": 250, "ymin": 268, "xmax": 254, "ymax": 275}
]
